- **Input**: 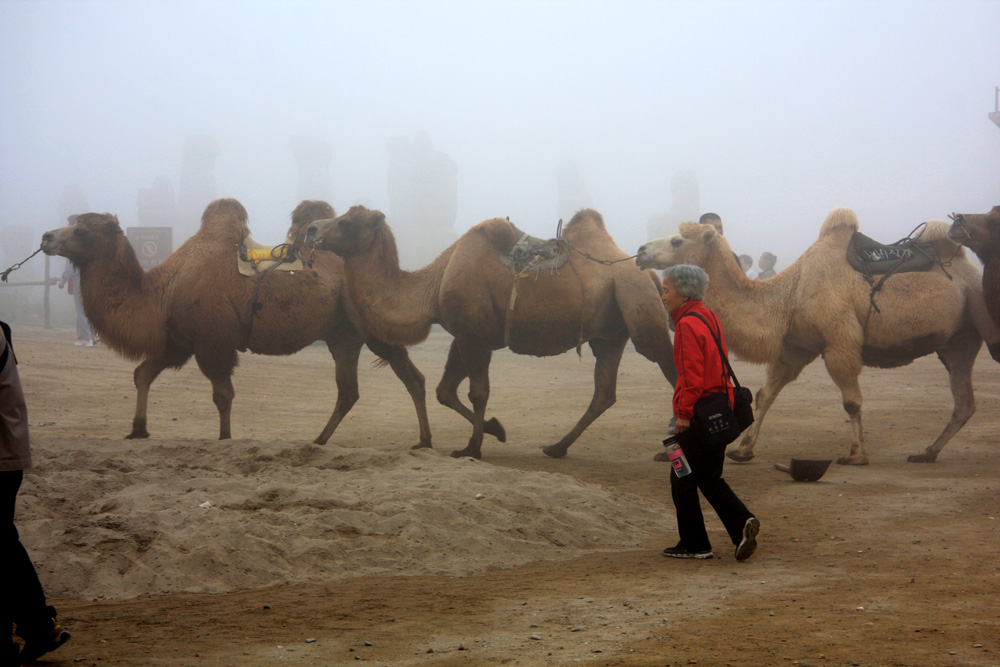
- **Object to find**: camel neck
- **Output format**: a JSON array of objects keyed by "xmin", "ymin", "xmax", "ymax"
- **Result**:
[
  {"xmin": 342, "ymin": 234, "xmax": 449, "ymax": 346},
  {"xmin": 701, "ymin": 242, "xmax": 790, "ymax": 364}
]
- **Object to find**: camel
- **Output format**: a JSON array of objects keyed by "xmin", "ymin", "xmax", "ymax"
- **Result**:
[
  {"xmin": 304, "ymin": 206, "xmax": 678, "ymax": 459},
  {"xmin": 636, "ymin": 209, "xmax": 1000, "ymax": 465},
  {"xmin": 949, "ymin": 206, "xmax": 1000, "ymax": 329},
  {"xmin": 40, "ymin": 198, "xmax": 432, "ymax": 445}
]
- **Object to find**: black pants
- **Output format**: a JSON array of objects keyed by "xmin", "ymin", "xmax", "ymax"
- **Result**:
[
  {"xmin": 1, "ymin": 470, "xmax": 53, "ymax": 641},
  {"xmin": 669, "ymin": 429, "xmax": 753, "ymax": 552}
]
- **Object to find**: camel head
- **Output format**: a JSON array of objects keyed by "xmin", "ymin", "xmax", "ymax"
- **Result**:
[
  {"xmin": 635, "ymin": 222, "xmax": 726, "ymax": 271},
  {"xmin": 305, "ymin": 206, "xmax": 387, "ymax": 259},
  {"xmin": 40, "ymin": 213, "xmax": 123, "ymax": 266},
  {"xmin": 285, "ymin": 200, "xmax": 335, "ymax": 248},
  {"xmin": 948, "ymin": 206, "xmax": 1000, "ymax": 256}
]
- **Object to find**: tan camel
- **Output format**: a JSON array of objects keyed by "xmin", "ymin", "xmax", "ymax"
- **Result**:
[
  {"xmin": 40, "ymin": 198, "xmax": 432, "ymax": 445},
  {"xmin": 304, "ymin": 206, "xmax": 678, "ymax": 459},
  {"xmin": 636, "ymin": 209, "xmax": 1000, "ymax": 465},
  {"xmin": 949, "ymin": 206, "xmax": 1000, "ymax": 329}
]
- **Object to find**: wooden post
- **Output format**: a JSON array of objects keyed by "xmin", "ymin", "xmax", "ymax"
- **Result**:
[{"xmin": 44, "ymin": 254, "xmax": 51, "ymax": 329}]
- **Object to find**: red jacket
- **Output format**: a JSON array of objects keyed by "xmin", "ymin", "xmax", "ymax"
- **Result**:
[{"xmin": 669, "ymin": 300, "xmax": 734, "ymax": 420}]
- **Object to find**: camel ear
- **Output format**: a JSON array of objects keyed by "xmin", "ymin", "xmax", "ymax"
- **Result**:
[{"xmin": 701, "ymin": 227, "xmax": 716, "ymax": 243}]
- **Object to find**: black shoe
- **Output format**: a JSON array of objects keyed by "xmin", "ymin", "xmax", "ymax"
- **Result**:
[
  {"xmin": 735, "ymin": 517, "xmax": 760, "ymax": 561},
  {"xmin": 662, "ymin": 545, "xmax": 714, "ymax": 559},
  {"xmin": 18, "ymin": 619, "xmax": 71, "ymax": 665}
]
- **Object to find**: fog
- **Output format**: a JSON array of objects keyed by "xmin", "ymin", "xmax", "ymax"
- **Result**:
[{"xmin": 2, "ymin": 0, "xmax": 999, "ymax": 276}]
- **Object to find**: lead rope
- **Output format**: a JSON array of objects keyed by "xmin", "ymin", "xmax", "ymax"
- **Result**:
[{"xmin": 1, "ymin": 248, "xmax": 43, "ymax": 282}]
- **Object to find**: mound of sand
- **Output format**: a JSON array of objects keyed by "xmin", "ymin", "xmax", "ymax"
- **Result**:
[{"xmin": 18, "ymin": 437, "xmax": 672, "ymax": 600}]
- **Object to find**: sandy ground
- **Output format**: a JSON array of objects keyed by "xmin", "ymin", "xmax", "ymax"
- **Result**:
[{"xmin": 9, "ymin": 324, "xmax": 1000, "ymax": 666}]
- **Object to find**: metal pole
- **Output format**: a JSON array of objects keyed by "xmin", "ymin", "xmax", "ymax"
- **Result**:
[{"xmin": 44, "ymin": 254, "xmax": 51, "ymax": 329}]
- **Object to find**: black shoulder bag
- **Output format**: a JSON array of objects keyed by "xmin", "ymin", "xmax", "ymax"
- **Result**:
[{"xmin": 678, "ymin": 312, "xmax": 754, "ymax": 446}]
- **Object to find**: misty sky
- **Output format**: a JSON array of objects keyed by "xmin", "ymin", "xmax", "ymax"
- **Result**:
[{"xmin": 1, "ymin": 0, "xmax": 998, "ymax": 269}]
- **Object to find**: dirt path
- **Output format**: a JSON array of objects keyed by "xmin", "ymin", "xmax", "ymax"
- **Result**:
[{"xmin": 11, "ymin": 325, "xmax": 1000, "ymax": 666}]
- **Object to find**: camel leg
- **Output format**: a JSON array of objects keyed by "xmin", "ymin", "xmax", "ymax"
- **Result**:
[
  {"xmin": 365, "ymin": 338, "xmax": 433, "ymax": 449},
  {"xmin": 194, "ymin": 348, "xmax": 238, "ymax": 440},
  {"xmin": 728, "ymin": 347, "xmax": 816, "ymax": 462},
  {"xmin": 907, "ymin": 331, "xmax": 981, "ymax": 463},
  {"xmin": 435, "ymin": 339, "xmax": 506, "ymax": 442},
  {"xmin": 543, "ymin": 336, "xmax": 628, "ymax": 459},
  {"xmin": 449, "ymin": 340, "xmax": 493, "ymax": 459},
  {"xmin": 312, "ymin": 338, "xmax": 363, "ymax": 445},
  {"xmin": 821, "ymin": 345, "xmax": 868, "ymax": 466},
  {"xmin": 128, "ymin": 357, "xmax": 177, "ymax": 438}
]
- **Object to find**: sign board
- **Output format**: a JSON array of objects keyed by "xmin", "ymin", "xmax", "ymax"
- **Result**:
[{"xmin": 126, "ymin": 227, "xmax": 172, "ymax": 270}]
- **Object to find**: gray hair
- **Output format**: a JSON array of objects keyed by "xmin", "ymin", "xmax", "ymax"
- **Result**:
[{"xmin": 662, "ymin": 264, "xmax": 709, "ymax": 301}]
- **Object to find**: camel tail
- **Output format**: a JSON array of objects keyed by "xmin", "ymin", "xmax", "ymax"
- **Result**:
[{"xmin": 818, "ymin": 207, "xmax": 859, "ymax": 239}]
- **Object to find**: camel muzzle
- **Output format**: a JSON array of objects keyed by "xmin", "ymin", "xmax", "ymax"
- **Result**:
[{"xmin": 947, "ymin": 214, "xmax": 969, "ymax": 244}]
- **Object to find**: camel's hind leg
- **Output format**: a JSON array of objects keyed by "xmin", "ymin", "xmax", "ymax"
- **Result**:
[
  {"xmin": 435, "ymin": 339, "xmax": 506, "ymax": 443},
  {"xmin": 128, "ymin": 350, "xmax": 191, "ymax": 439},
  {"xmin": 365, "ymin": 338, "xmax": 433, "ymax": 449},
  {"xmin": 543, "ymin": 335, "xmax": 628, "ymax": 459},
  {"xmin": 907, "ymin": 330, "xmax": 981, "ymax": 463},
  {"xmin": 194, "ymin": 347, "xmax": 238, "ymax": 440},
  {"xmin": 312, "ymin": 337, "xmax": 363, "ymax": 445},
  {"xmin": 728, "ymin": 347, "xmax": 817, "ymax": 462},
  {"xmin": 448, "ymin": 339, "xmax": 493, "ymax": 459}
]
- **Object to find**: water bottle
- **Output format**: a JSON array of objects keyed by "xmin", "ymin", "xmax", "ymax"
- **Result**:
[{"xmin": 663, "ymin": 437, "xmax": 692, "ymax": 477}]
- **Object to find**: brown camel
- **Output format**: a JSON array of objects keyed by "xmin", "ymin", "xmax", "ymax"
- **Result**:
[
  {"xmin": 949, "ymin": 206, "xmax": 1000, "ymax": 329},
  {"xmin": 305, "ymin": 206, "xmax": 678, "ymax": 459},
  {"xmin": 636, "ymin": 209, "xmax": 1000, "ymax": 465},
  {"xmin": 39, "ymin": 198, "xmax": 432, "ymax": 445}
]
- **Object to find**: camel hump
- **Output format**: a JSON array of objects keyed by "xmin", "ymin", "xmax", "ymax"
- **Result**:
[
  {"xmin": 474, "ymin": 218, "xmax": 519, "ymax": 247},
  {"xmin": 916, "ymin": 219, "xmax": 965, "ymax": 255},
  {"xmin": 818, "ymin": 207, "xmax": 859, "ymax": 239},
  {"xmin": 198, "ymin": 198, "xmax": 250, "ymax": 241},
  {"xmin": 565, "ymin": 209, "xmax": 607, "ymax": 232}
]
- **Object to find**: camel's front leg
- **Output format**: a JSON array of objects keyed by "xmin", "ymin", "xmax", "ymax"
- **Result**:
[
  {"xmin": 728, "ymin": 348, "xmax": 816, "ymax": 462},
  {"xmin": 543, "ymin": 336, "xmax": 627, "ymax": 458},
  {"xmin": 435, "ymin": 339, "xmax": 506, "ymax": 443},
  {"xmin": 366, "ymin": 338, "xmax": 433, "ymax": 449},
  {"xmin": 128, "ymin": 357, "xmax": 173, "ymax": 439},
  {"xmin": 195, "ymin": 348, "xmax": 237, "ymax": 440},
  {"xmin": 907, "ymin": 334, "xmax": 980, "ymax": 463},
  {"xmin": 128, "ymin": 350, "xmax": 191, "ymax": 439},
  {"xmin": 449, "ymin": 340, "xmax": 492, "ymax": 459},
  {"xmin": 822, "ymin": 346, "xmax": 867, "ymax": 465},
  {"xmin": 313, "ymin": 337, "xmax": 362, "ymax": 445}
]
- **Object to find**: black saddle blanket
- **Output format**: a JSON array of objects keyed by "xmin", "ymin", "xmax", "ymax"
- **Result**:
[{"xmin": 846, "ymin": 231, "xmax": 935, "ymax": 276}]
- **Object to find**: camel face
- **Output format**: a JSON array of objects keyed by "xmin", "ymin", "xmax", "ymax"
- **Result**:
[
  {"xmin": 635, "ymin": 223, "xmax": 717, "ymax": 271},
  {"xmin": 40, "ymin": 213, "xmax": 122, "ymax": 265},
  {"xmin": 306, "ymin": 206, "xmax": 385, "ymax": 259},
  {"xmin": 949, "ymin": 206, "xmax": 1000, "ymax": 256}
]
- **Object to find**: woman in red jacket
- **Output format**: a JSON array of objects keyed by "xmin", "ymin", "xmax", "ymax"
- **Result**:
[{"xmin": 660, "ymin": 265, "xmax": 760, "ymax": 561}]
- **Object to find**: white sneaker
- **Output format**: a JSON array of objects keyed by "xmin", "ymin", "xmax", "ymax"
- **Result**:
[
  {"xmin": 84, "ymin": 339, "xmax": 95, "ymax": 347},
  {"xmin": 73, "ymin": 340, "xmax": 86, "ymax": 346}
]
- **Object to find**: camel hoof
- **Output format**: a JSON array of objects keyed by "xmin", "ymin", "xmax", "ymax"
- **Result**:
[
  {"xmin": 906, "ymin": 453, "xmax": 937, "ymax": 463},
  {"xmin": 125, "ymin": 431, "xmax": 150, "ymax": 440},
  {"xmin": 410, "ymin": 443, "xmax": 433, "ymax": 451},
  {"xmin": 726, "ymin": 450, "xmax": 754, "ymax": 462},
  {"xmin": 485, "ymin": 417, "xmax": 507, "ymax": 443},
  {"xmin": 450, "ymin": 448, "xmax": 481, "ymax": 460},
  {"xmin": 836, "ymin": 456, "xmax": 869, "ymax": 466},
  {"xmin": 542, "ymin": 445, "xmax": 568, "ymax": 459}
]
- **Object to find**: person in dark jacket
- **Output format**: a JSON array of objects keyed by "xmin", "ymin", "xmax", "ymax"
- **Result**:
[
  {"xmin": 660, "ymin": 265, "xmax": 760, "ymax": 561},
  {"xmin": 1, "ymin": 322, "xmax": 71, "ymax": 665}
]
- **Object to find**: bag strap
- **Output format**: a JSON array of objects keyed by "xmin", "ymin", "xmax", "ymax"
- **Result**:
[{"xmin": 678, "ymin": 311, "xmax": 743, "ymax": 389}]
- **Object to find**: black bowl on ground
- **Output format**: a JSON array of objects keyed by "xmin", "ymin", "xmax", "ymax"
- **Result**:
[{"xmin": 773, "ymin": 458, "xmax": 832, "ymax": 482}]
